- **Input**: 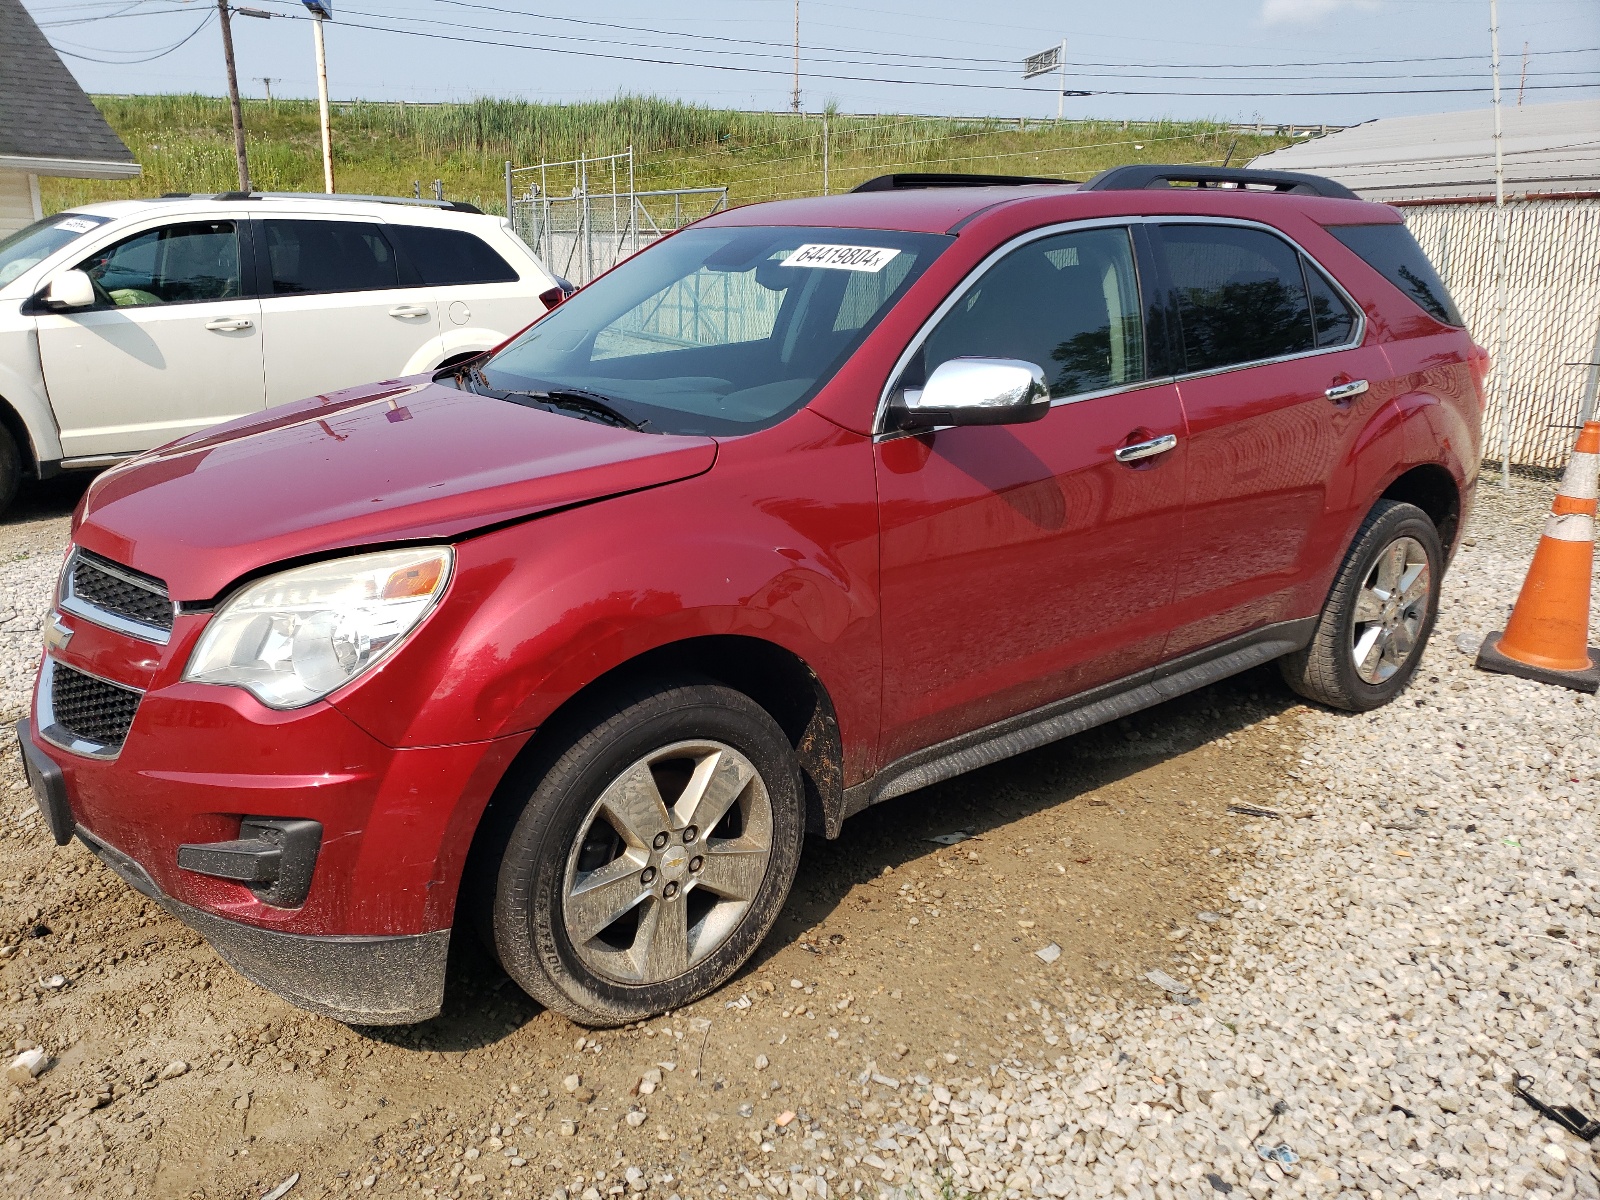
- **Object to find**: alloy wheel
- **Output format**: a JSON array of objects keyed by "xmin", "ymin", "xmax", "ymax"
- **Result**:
[
  {"xmin": 561, "ymin": 740, "xmax": 773, "ymax": 985},
  {"xmin": 1349, "ymin": 535, "xmax": 1431, "ymax": 685}
]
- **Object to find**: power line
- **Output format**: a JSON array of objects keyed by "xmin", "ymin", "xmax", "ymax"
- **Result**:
[
  {"xmin": 50, "ymin": 10, "xmax": 214, "ymax": 62},
  {"xmin": 60, "ymin": 0, "xmax": 1600, "ymax": 75},
  {"xmin": 334, "ymin": 6, "xmax": 1600, "ymax": 83},
  {"xmin": 221, "ymin": 8, "xmax": 1600, "ymax": 98},
  {"xmin": 277, "ymin": 0, "xmax": 1600, "ymax": 79}
]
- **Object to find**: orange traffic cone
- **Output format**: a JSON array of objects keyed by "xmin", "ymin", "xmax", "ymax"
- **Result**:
[{"xmin": 1476, "ymin": 420, "xmax": 1600, "ymax": 692}]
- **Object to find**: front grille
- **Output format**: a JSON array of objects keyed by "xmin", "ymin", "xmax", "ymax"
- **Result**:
[
  {"xmin": 49, "ymin": 663, "xmax": 142, "ymax": 750},
  {"xmin": 67, "ymin": 552, "xmax": 174, "ymax": 637}
]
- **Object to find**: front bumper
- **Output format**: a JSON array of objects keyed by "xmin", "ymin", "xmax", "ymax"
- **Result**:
[
  {"xmin": 16, "ymin": 689, "xmax": 525, "ymax": 1024},
  {"xmin": 77, "ymin": 820, "xmax": 450, "ymax": 1025}
]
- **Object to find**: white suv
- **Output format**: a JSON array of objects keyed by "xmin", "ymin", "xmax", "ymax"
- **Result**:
[{"xmin": 0, "ymin": 192, "xmax": 566, "ymax": 509}]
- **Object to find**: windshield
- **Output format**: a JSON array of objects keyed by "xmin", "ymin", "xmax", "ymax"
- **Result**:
[
  {"xmin": 0, "ymin": 213, "xmax": 111, "ymax": 289},
  {"xmin": 477, "ymin": 225, "xmax": 951, "ymax": 435}
]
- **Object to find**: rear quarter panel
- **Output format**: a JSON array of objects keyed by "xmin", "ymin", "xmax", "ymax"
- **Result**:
[{"xmin": 1281, "ymin": 217, "xmax": 1481, "ymax": 615}]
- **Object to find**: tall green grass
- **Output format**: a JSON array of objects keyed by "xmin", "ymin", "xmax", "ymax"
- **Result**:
[{"xmin": 42, "ymin": 94, "xmax": 1297, "ymax": 215}]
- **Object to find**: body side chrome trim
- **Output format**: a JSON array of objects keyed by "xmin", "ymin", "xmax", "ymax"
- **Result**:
[
  {"xmin": 873, "ymin": 214, "xmax": 1367, "ymax": 436},
  {"xmin": 35, "ymin": 655, "xmax": 145, "ymax": 761}
]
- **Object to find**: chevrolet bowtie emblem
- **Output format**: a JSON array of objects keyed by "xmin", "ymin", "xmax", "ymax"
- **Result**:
[{"xmin": 42, "ymin": 617, "xmax": 72, "ymax": 653}]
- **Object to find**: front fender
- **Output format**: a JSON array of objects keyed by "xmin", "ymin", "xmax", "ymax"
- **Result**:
[{"xmin": 328, "ymin": 411, "xmax": 883, "ymax": 774}]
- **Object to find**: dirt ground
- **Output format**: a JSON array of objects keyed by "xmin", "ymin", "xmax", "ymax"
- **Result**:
[{"xmin": 0, "ymin": 477, "xmax": 1309, "ymax": 1200}]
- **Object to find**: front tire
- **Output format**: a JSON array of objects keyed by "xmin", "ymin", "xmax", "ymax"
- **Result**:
[
  {"xmin": 1280, "ymin": 499, "xmax": 1443, "ymax": 712},
  {"xmin": 0, "ymin": 425, "xmax": 21, "ymax": 515},
  {"xmin": 488, "ymin": 680, "xmax": 804, "ymax": 1026}
]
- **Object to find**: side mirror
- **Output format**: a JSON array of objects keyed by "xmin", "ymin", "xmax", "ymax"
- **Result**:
[
  {"xmin": 42, "ymin": 269, "xmax": 96, "ymax": 311},
  {"xmin": 893, "ymin": 357, "xmax": 1050, "ymax": 431}
]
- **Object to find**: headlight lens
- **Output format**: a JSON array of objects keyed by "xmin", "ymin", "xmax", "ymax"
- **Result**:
[{"xmin": 184, "ymin": 547, "xmax": 453, "ymax": 709}]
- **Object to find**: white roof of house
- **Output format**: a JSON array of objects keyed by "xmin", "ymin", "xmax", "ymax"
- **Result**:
[{"xmin": 1248, "ymin": 99, "xmax": 1600, "ymax": 201}]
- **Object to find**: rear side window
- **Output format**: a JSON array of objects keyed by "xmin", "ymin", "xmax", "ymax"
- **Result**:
[
  {"xmin": 261, "ymin": 220, "xmax": 400, "ymax": 295},
  {"xmin": 1326, "ymin": 223, "xmax": 1464, "ymax": 327},
  {"xmin": 386, "ymin": 224, "xmax": 520, "ymax": 286},
  {"xmin": 1157, "ymin": 225, "xmax": 1314, "ymax": 372},
  {"xmin": 1304, "ymin": 258, "xmax": 1360, "ymax": 348}
]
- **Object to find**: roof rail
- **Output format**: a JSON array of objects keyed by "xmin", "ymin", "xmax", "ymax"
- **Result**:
[
  {"xmin": 158, "ymin": 191, "xmax": 484, "ymax": 214},
  {"xmin": 851, "ymin": 172, "xmax": 1075, "ymax": 193},
  {"xmin": 1079, "ymin": 165, "xmax": 1358, "ymax": 200}
]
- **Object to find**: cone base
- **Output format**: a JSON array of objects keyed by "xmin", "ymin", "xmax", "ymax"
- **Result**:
[{"xmin": 1476, "ymin": 631, "xmax": 1600, "ymax": 694}]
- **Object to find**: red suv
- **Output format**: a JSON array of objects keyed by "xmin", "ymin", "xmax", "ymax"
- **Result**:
[{"xmin": 18, "ymin": 166, "xmax": 1482, "ymax": 1026}]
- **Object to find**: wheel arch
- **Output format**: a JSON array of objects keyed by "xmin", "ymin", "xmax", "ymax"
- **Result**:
[
  {"xmin": 455, "ymin": 633, "xmax": 846, "ymax": 940},
  {"xmin": 516, "ymin": 634, "xmax": 843, "ymax": 836},
  {"xmin": 1380, "ymin": 462, "xmax": 1461, "ymax": 551},
  {"xmin": 0, "ymin": 393, "xmax": 35, "ymax": 476}
]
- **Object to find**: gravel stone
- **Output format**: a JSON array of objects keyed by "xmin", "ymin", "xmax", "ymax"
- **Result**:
[{"xmin": 877, "ymin": 478, "xmax": 1600, "ymax": 1199}]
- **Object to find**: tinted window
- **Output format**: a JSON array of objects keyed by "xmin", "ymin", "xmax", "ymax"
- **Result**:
[
  {"xmin": 386, "ymin": 224, "xmax": 519, "ymax": 286},
  {"xmin": 1159, "ymin": 224, "xmax": 1314, "ymax": 371},
  {"xmin": 480, "ymin": 225, "xmax": 948, "ymax": 436},
  {"xmin": 1327, "ymin": 223, "xmax": 1463, "ymax": 326},
  {"xmin": 1304, "ymin": 257, "xmax": 1359, "ymax": 347},
  {"xmin": 78, "ymin": 220, "xmax": 241, "ymax": 307},
  {"xmin": 262, "ymin": 220, "xmax": 399, "ymax": 295},
  {"xmin": 904, "ymin": 226, "xmax": 1145, "ymax": 399}
]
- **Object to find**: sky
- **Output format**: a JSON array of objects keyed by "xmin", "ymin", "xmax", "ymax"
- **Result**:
[{"xmin": 22, "ymin": 0, "xmax": 1600, "ymax": 126}]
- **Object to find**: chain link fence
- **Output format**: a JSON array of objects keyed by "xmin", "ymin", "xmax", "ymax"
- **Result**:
[
  {"xmin": 505, "ymin": 149, "xmax": 727, "ymax": 287},
  {"xmin": 1400, "ymin": 196, "xmax": 1600, "ymax": 470}
]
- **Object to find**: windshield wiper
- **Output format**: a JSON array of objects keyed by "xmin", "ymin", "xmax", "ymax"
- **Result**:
[
  {"xmin": 532, "ymin": 389, "xmax": 647, "ymax": 432},
  {"xmin": 454, "ymin": 369, "xmax": 645, "ymax": 432}
]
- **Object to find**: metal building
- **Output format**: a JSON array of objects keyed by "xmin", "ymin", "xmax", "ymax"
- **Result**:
[{"xmin": 1252, "ymin": 101, "xmax": 1600, "ymax": 469}]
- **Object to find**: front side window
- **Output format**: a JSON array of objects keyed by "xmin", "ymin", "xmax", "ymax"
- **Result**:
[
  {"xmin": 262, "ymin": 220, "xmax": 400, "ymax": 295},
  {"xmin": 477, "ymin": 226, "xmax": 949, "ymax": 435},
  {"xmin": 1158, "ymin": 224, "xmax": 1315, "ymax": 372},
  {"xmin": 78, "ymin": 220, "xmax": 241, "ymax": 308},
  {"xmin": 899, "ymin": 226, "xmax": 1146, "ymax": 400}
]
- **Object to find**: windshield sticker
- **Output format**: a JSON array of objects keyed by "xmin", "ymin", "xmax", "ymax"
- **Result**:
[
  {"xmin": 782, "ymin": 244, "xmax": 902, "ymax": 273},
  {"xmin": 53, "ymin": 217, "xmax": 101, "ymax": 234}
]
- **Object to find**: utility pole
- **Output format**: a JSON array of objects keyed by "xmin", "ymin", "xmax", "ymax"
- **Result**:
[
  {"xmin": 216, "ymin": 0, "xmax": 250, "ymax": 191},
  {"xmin": 1490, "ymin": 0, "xmax": 1510, "ymax": 488},
  {"xmin": 259, "ymin": 76, "xmax": 278, "ymax": 101},
  {"xmin": 1518, "ymin": 41, "xmax": 1529, "ymax": 105},
  {"xmin": 791, "ymin": 0, "xmax": 800, "ymax": 114},
  {"xmin": 304, "ymin": 2, "xmax": 336, "ymax": 194}
]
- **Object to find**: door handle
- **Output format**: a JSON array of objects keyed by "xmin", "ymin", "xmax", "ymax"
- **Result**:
[
  {"xmin": 1114, "ymin": 433, "xmax": 1178, "ymax": 464},
  {"xmin": 1325, "ymin": 379, "xmax": 1369, "ymax": 402},
  {"xmin": 204, "ymin": 317, "xmax": 252, "ymax": 332},
  {"xmin": 389, "ymin": 305, "xmax": 430, "ymax": 318}
]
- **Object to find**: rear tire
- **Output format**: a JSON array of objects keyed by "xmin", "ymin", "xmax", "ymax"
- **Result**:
[
  {"xmin": 1280, "ymin": 499, "xmax": 1443, "ymax": 712},
  {"xmin": 487, "ymin": 679, "xmax": 804, "ymax": 1026}
]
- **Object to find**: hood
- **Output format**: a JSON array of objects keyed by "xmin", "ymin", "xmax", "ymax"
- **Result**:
[{"xmin": 75, "ymin": 378, "xmax": 718, "ymax": 601}]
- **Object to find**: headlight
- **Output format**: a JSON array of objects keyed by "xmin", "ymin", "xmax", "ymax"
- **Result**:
[{"xmin": 184, "ymin": 547, "xmax": 453, "ymax": 709}]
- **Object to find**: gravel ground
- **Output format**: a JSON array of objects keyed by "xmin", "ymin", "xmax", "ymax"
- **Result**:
[
  {"xmin": 865, "ymin": 477, "xmax": 1600, "ymax": 1200},
  {"xmin": 0, "ymin": 478, "xmax": 84, "ymax": 722},
  {"xmin": 2, "ymin": 473, "xmax": 1597, "ymax": 1200}
]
